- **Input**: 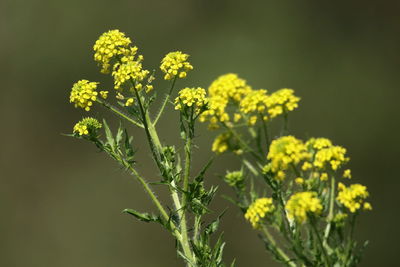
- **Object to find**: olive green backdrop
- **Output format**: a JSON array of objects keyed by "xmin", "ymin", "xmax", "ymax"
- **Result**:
[{"xmin": 1, "ymin": 0, "xmax": 399, "ymax": 266}]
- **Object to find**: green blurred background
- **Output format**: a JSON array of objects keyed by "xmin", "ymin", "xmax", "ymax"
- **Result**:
[{"xmin": 1, "ymin": 0, "xmax": 399, "ymax": 266}]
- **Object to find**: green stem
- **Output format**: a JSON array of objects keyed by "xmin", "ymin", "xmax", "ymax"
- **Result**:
[
  {"xmin": 310, "ymin": 217, "xmax": 332, "ymax": 267},
  {"xmin": 260, "ymin": 113, "xmax": 270, "ymax": 150},
  {"xmin": 221, "ymin": 122, "xmax": 264, "ymax": 162},
  {"xmin": 324, "ymin": 177, "xmax": 336, "ymax": 244},
  {"xmin": 96, "ymin": 99, "xmax": 144, "ymax": 128},
  {"xmin": 262, "ymin": 226, "xmax": 296, "ymax": 267},
  {"xmin": 153, "ymin": 76, "xmax": 177, "ymax": 125},
  {"xmin": 281, "ymin": 111, "xmax": 289, "ymax": 136}
]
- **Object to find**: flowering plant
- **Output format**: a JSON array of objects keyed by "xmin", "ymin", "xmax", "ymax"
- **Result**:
[{"xmin": 68, "ymin": 29, "xmax": 371, "ymax": 267}]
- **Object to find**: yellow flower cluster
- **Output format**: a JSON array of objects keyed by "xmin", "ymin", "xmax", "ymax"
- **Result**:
[
  {"xmin": 70, "ymin": 80, "xmax": 99, "ymax": 111},
  {"xmin": 314, "ymin": 145, "xmax": 349, "ymax": 170},
  {"xmin": 265, "ymin": 89, "xmax": 300, "ymax": 118},
  {"xmin": 337, "ymin": 183, "xmax": 371, "ymax": 213},
  {"xmin": 245, "ymin": 198, "xmax": 275, "ymax": 228},
  {"xmin": 160, "ymin": 51, "xmax": 193, "ymax": 80},
  {"xmin": 73, "ymin": 117, "xmax": 102, "ymax": 136},
  {"xmin": 112, "ymin": 56, "xmax": 150, "ymax": 90},
  {"xmin": 200, "ymin": 73, "xmax": 252, "ymax": 128},
  {"xmin": 266, "ymin": 136, "xmax": 310, "ymax": 180},
  {"xmin": 224, "ymin": 170, "xmax": 244, "ymax": 187},
  {"xmin": 212, "ymin": 132, "xmax": 231, "ymax": 154},
  {"xmin": 93, "ymin": 29, "xmax": 133, "ymax": 73},
  {"xmin": 286, "ymin": 192, "xmax": 323, "ymax": 223},
  {"xmin": 306, "ymin": 138, "xmax": 332, "ymax": 150},
  {"xmin": 239, "ymin": 89, "xmax": 269, "ymax": 125},
  {"xmin": 174, "ymin": 87, "xmax": 208, "ymax": 114}
]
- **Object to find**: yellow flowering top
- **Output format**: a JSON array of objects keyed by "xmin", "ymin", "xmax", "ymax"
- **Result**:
[
  {"xmin": 306, "ymin": 138, "xmax": 333, "ymax": 151},
  {"xmin": 212, "ymin": 132, "xmax": 231, "ymax": 154},
  {"xmin": 200, "ymin": 74, "xmax": 252, "ymax": 129},
  {"xmin": 70, "ymin": 80, "xmax": 99, "ymax": 111},
  {"xmin": 199, "ymin": 95, "xmax": 230, "ymax": 129},
  {"xmin": 245, "ymin": 198, "xmax": 275, "ymax": 228},
  {"xmin": 160, "ymin": 51, "xmax": 193, "ymax": 80},
  {"xmin": 239, "ymin": 89, "xmax": 269, "ymax": 125},
  {"xmin": 286, "ymin": 192, "xmax": 323, "ymax": 223},
  {"xmin": 208, "ymin": 73, "xmax": 252, "ymax": 102},
  {"xmin": 266, "ymin": 136, "xmax": 310, "ymax": 180},
  {"xmin": 174, "ymin": 87, "xmax": 208, "ymax": 114},
  {"xmin": 93, "ymin": 29, "xmax": 133, "ymax": 73},
  {"xmin": 224, "ymin": 170, "xmax": 244, "ymax": 187},
  {"xmin": 314, "ymin": 145, "xmax": 349, "ymax": 171},
  {"xmin": 265, "ymin": 88, "xmax": 300, "ymax": 118},
  {"xmin": 73, "ymin": 117, "xmax": 102, "ymax": 136},
  {"xmin": 112, "ymin": 55, "xmax": 150, "ymax": 90},
  {"xmin": 337, "ymin": 183, "xmax": 371, "ymax": 213}
]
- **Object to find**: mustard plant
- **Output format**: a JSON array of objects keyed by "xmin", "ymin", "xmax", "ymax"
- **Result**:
[{"xmin": 67, "ymin": 29, "xmax": 372, "ymax": 267}]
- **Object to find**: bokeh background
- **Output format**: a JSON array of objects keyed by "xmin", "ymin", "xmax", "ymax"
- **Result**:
[{"xmin": 1, "ymin": 0, "xmax": 399, "ymax": 266}]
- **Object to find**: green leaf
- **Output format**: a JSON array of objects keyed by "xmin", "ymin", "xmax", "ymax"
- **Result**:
[
  {"xmin": 102, "ymin": 119, "xmax": 114, "ymax": 147},
  {"xmin": 122, "ymin": 209, "xmax": 158, "ymax": 223}
]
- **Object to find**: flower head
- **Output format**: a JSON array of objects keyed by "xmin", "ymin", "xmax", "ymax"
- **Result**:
[
  {"xmin": 245, "ymin": 198, "xmax": 275, "ymax": 228},
  {"xmin": 239, "ymin": 89, "xmax": 269, "ymax": 124},
  {"xmin": 70, "ymin": 80, "xmax": 99, "ymax": 111},
  {"xmin": 266, "ymin": 136, "xmax": 310, "ymax": 180},
  {"xmin": 73, "ymin": 117, "xmax": 102, "ymax": 136},
  {"xmin": 112, "ymin": 55, "xmax": 150, "ymax": 90},
  {"xmin": 93, "ymin": 29, "xmax": 133, "ymax": 73},
  {"xmin": 265, "ymin": 88, "xmax": 300, "ymax": 118},
  {"xmin": 160, "ymin": 51, "xmax": 193, "ymax": 80},
  {"xmin": 286, "ymin": 192, "xmax": 323, "ymax": 223},
  {"xmin": 314, "ymin": 145, "xmax": 349, "ymax": 171},
  {"xmin": 337, "ymin": 183, "xmax": 370, "ymax": 213},
  {"xmin": 212, "ymin": 132, "xmax": 231, "ymax": 154},
  {"xmin": 174, "ymin": 87, "xmax": 208, "ymax": 114}
]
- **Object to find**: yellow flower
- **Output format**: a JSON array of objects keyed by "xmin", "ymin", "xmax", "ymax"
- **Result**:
[
  {"xmin": 70, "ymin": 80, "xmax": 99, "ymax": 111},
  {"xmin": 286, "ymin": 192, "xmax": 323, "ymax": 223},
  {"xmin": 267, "ymin": 136, "xmax": 310, "ymax": 180},
  {"xmin": 199, "ymin": 95, "xmax": 229, "ymax": 129},
  {"xmin": 112, "ymin": 55, "xmax": 150, "ymax": 90},
  {"xmin": 337, "ymin": 183, "xmax": 370, "ymax": 213},
  {"xmin": 239, "ymin": 89, "xmax": 269, "ymax": 124},
  {"xmin": 343, "ymin": 169, "xmax": 352, "ymax": 179},
  {"xmin": 125, "ymin": 98, "xmax": 134, "ymax": 106},
  {"xmin": 245, "ymin": 198, "xmax": 275, "ymax": 228},
  {"xmin": 320, "ymin": 172, "xmax": 328, "ymax": 181},
  {"xmin": 160, "ymin": 51, "xmax": 193, "ymax": 80},
  {"xmin": 73, "ymin": 117, "xmax": 102, "ymax": 136},
  {"xmin": 93, "ymin": 29, "xmax": 133, "ymax": 73},
  {"xmin": 363, "ymin": 202, "xmax": 372, "ymax": 211},
  {"xmin": 265, "ymin": 88, "xmax": 300, "ymax": 118},
  {"xmin": 212, "ymin": 132, "xmax": 231, "ymax": 154},
  {"xmin": 314, "ymin": 145, "xmax": 349, "ymax": 170},
  {"xmin": 99, "ymin": 91, "xmax": 109, "ymax": 99},
  {"xmin": 306, "ymin": 138, "xmax": 333, "ymax": 150},
  {"xmin": 174, "ymin": 87, "xmax": 208, "ymax": 114},
  {"xmin": 295, "ymin": 177, "xmax": 305, "ymax": 185}
]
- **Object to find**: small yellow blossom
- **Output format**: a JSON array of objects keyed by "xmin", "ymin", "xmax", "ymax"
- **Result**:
[
  {"xmin": 99, "ymin": 91, "xmax": 109, "ymax": 99},
  {"xmin": 363, "ymin": 202, "xmax": 372, "ymax": 211},
  {"xmin": 73, "ymin": 117, "xmax": 102, "ymax": 136},
  {"xmin": 174, "ymin": 87, "xmax": 208, "ymax": 114},
  {"xmin": 320, "ymin": 173, "xmax": 328, "ymax": 181},
  {"xmin": 93, "ymin": 29, "xmax": 133, "ymax": 73},
  {"xmin": 265, "ymin": 88, "xmax": 300, "ymax": 118},
  {"xmin": 343, "ymin": 169, "xmax": 352, "ymax": 179},
  {"xmin": 306, "ymin": 138, "xmax": 333, "ymax": 150},
  {"xmin": 224, "ymin": 170, "xmax": 244, "ymax": 187},
  {"xmin": 337, "ymin": 183, "xmax": 369, "ymax": 213},
  {"xmin": 125, "ymin": 98, "xmax": 134, "ymax": 106},
  {"xmin": 145, "ymin": 85, "xmax": 153, "ymax": 93},
  {"xmin": 295, "ymin": 177, "xmax": 305, "ymax": 185},
  {"xmin": 267, "ymin": 136, "xmax": 310, "ymax": 180},
  {"xmin": 286, "ymin": 192, "xmax": 323, "ymax": 223},
  {"xmin": 239, "ymin": 89, "xmax": 269, "ymax": 121},
  {"xmin": 212, "ymin": 132, "xmax": 231, "ymax": 154},
  {"xmin": 160, "ymin": 51, "xmax": 193, "ymax": 80},
  {"xmin": 112, "ymin": 57, "xmax": 150, "ymax": 90},
  {"xmin": 314, "ymin": 145, "xmax": 349, "ymax": 171},
  {"xmin": 70, "ymin": 80, "xmax": 99, "ymax": 111},
  {"xmin": 302, "ymin": 162, "xmax": 312, "ymax": 171},
  {"xmin": 199, "ymin": 95, "xmax": 229, "ymax": 129},
  {"xmin": 245, "ymin": 198, "xmax": 275, "ymax": 228}
]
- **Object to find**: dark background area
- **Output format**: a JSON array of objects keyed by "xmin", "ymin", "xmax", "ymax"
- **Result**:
[{"xmin": 1, "ymin": 0, "xmax": 399, "ymax": 266}]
